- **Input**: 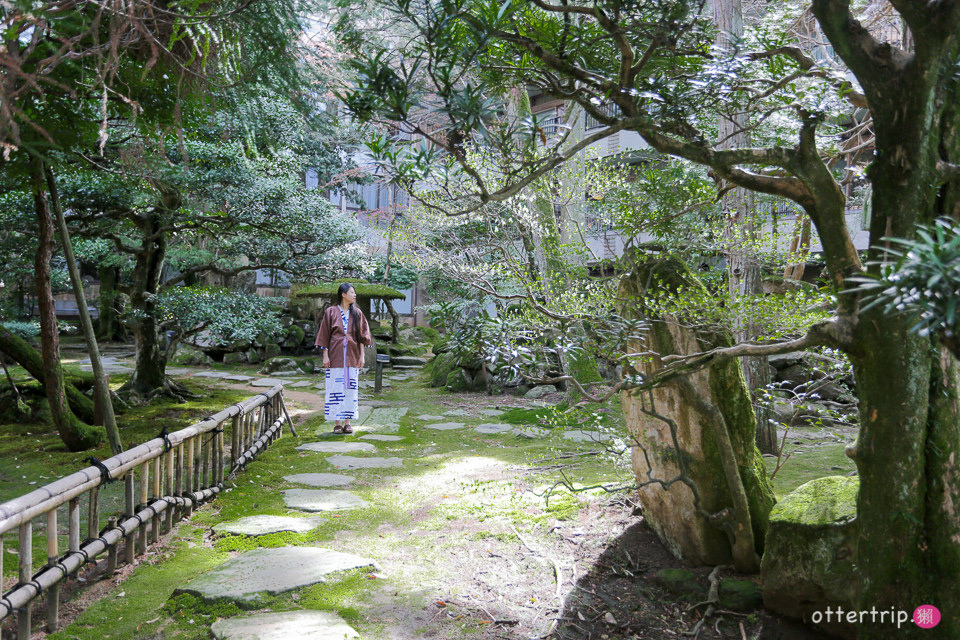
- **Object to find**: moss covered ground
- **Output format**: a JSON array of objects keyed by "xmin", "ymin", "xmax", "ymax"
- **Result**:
[{"xmin": 0, "ymin": 344, "xmax": 852, "ymax": 639}]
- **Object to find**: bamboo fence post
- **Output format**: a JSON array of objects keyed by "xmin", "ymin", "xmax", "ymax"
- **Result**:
[
  {"xmin": 87, "ymin": 486, "xmax": 100, "ymax": 541},
  {"xmin": 175, "ymin": 443, "xmax": 184, "ymax": 521},
  {"xmin": 137, "ymin": 462, "xmax": 149, "ymax": 554},
  {"xmin": 68, "ymin": 497, "xmax": 80, "ymax": 556},
  {"xmin": 124, "ymin": 473, "xmax": 135, "ymax": 564},
  {"xmin": 47, "ymin": 509, "xmax": 59, "ymax": 632},
  {"xmin": 200, "ymin": 429, "xmax": 209, "ymax": 490},
  {"xmin": 217, "ymin": 422, "xmax": 225, "ymax": 485},
  {"xmin": 17, "ymin": 520, "xmax": 32, "ymax": 639},
  {"xmin": 184, "ymin": 437, "xmax": 195, "ymax": 516},
  {"xmin": 194, "ymin": 433, "xmax": 203, "ymax": 492},
  {"xmin": 151, "ymin": 455, "xmax": 162, "ymax": 544},
  {"xmin": 107, "ymin": 516, "xmax": 118, "ymax": 574},
  {"xmin": 230, "ymin": 413, "xmax": 241, "ymax": 471},
  {"xmin": 165, "ymin": 449, "xmax": 174, "ymax": 531},
  {"xmin": 1, "ymin": 532, "xmax": 4, "ymax": 595}
]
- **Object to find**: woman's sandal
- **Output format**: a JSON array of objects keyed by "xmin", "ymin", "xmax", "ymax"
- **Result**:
[
  {"xmin": 343, "ymin": 424, "xmax": 354, "ymax": 434},
  {"xmin": 333, "ymin": 424, "xmax": 344, "ymax": 434}
]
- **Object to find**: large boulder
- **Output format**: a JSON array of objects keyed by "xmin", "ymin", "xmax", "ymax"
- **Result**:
[
  {"xmin": 261, "ymin": 357, "xmax": 297, "ymax": 374},
  {"xmin": 429, "ymin": 352, "xmax": 458, "ymax": 388},
  {"xmin": 760, "ymin": 476, "xmax": 858, "ymax": 639},
  {"xmin": 445, "ymin": 368, "xmax": 474, "ymax": 392},
  {"xmin": 223, "ymin": 352, "xmax": 247, "ymax": 365},
  {"xmin": 619, "ymin": 258, "xmax": 775, "ymax": 567},
  {"xmin": 170, "ymin": 344, "xmax": 213, "ymax": 366}
]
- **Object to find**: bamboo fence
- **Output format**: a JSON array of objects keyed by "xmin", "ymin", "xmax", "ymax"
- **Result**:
[{"xmin": 0, "ymin": 384, "xmax": 292, "ymax": 638}]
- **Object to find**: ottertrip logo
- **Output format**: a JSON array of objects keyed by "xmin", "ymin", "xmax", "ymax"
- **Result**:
[{"xmin": 810, "ymin": 605, "xmax": 941, "ymax": 629}]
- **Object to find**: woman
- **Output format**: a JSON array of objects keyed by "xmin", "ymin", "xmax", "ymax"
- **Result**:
[{"xmin": 314, "ymin": 283, "xmax": 374, "ymax": 434}]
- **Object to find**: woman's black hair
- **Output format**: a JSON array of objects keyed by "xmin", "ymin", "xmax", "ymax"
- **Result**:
[{"xmin": 337, "ymin": 283, "xmax": 362, "ymax": 342}]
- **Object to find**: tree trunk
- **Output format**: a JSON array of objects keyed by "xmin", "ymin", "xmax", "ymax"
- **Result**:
[
  {"xmin": 47, "ymin": 166, "xmax": 123, "ymax": 455},
  {"xmin": 96, "ymin": 265, "xmax": 125, "ymax": 342},
  {"xmin": 30, "ymin": 157, "xmax": 103, "ymax": 451},
  {"xmin": 712, "ymin": 0, "xmax": 775, "ymax": 454},
  {"xmin": 125, "ymin": 194, "xmax": 175, "ymax": 398},
  {"xmin": 0, "ymin": 326, "xmax": 96, "ymax": 422}
]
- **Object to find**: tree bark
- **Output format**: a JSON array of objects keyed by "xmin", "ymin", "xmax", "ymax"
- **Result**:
[
  {"xmin": 96, "ymin": 265, "xmax": 125, "ymax": 342},
  {"xmin": 47, "ymin": 166, "xmax": 123, "ymax": 455},
  {"xmin": 126, "ymin": 205, "xmax": 170, "ymax": 397},
  {"xmin": 0, "ymin": 326, "xmax": 96, "ymax": 422},
  {"xmin": 30, "ymin": 157, "xmax": 103, "ymax": 451}
]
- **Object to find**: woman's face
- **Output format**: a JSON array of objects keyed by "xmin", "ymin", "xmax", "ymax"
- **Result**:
[{"xmin": 342, "ymin": 287, "xmax": 357, "ymax": 305}]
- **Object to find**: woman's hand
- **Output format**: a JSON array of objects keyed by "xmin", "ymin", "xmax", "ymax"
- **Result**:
[{"xmin": 322, "ymin": 352, "xmax": 330, "ymax": 369}]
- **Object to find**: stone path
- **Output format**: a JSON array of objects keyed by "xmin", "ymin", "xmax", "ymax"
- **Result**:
[{"xmin": 75, "ymin": 355, "xmax": 620, "ymax": 640}]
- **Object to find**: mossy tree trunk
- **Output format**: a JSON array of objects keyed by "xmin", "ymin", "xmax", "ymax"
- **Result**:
[
  {"xmin": 96, "ymin": 265, "xmax": 125, "ymax": 342},
  {"xmin": 619, "ymin": 257, "xmax": 774, "ymax": 572},
  {"xmin": 30, "ymin": 157, "xmax": 103, "ymax": 451},
  {"xmin": 124, "ymin": 190, "xmax": 177, "ymax": 398}
]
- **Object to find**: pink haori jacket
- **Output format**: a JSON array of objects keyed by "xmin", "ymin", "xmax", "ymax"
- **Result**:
[{"xmin": 314, "ymin": 304, "xmax": 374, "ymax": 368}]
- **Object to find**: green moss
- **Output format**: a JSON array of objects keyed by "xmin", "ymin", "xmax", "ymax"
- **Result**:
[
  {"xmin": 291, "ymin": 283, "xmax": 406, "ymax": 300},
  {"xmin": 769, "ymin": 475, "xmax": 858, "ymax": 525}
]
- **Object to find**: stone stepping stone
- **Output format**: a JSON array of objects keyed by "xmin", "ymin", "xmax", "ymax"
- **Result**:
[
  {"xmin": 296, "ymin": 442, "xmax": 377, "ymax": 454},
  {"xmin": 250, "ymin": 378, "xmax": 292, "ymax": 387},
  {"xmin": 517, "ymin": 427, "xmax": 549, "ymax": 439},
  {"xmin": 360, "ymin": 435, "xmax": 404, "ymax": 442},
  {"xmin": 327, "ymin": 455, "xmax": 404, "ymax": 469},
  {"xmin": 193, "ymin": 371, "xmax": 233, "ymax": 378},
  {"xmin": 224, "ymin": 375, "xmax": 255, "ymax": 382},
  {"xmin": 425, "ymin": 421, "xmax": 466, "ymax": 431},
  {"xmin": 562, "ymin": 429, "xmax": 611, "ymax": 443},
  {"xmin": 444, "ymin": 409, "xmax": 471, "ymax": 417},
  {"xmin": 166, "ymin": 367, "xmax": 192, "ymax": 375},
  {"xmin": 284, "ymin": 473, "xmax": 355, "ymax": 487},
  {"xmin": 288, "ymin": 380, "xmax": 314, "ymax": 388},
  {"xmin": 271, "ymin": 370, "xmax": 306, "ymax": 377},
  {"xmin": 213, "ymin": 515, "xmax": 325, "ymax": 536},
  {"xmin": 393, "ymin": 364, "xmax": 423, "ymax": 370},
  {"xmin": 480, "ymin": 408, "xmax": 505, "ymax": 416},
  {"xmin": 353, "ymin": 423, "xmax": 399, "ymax": 434},
  {"xmin": 211, "ymin": 611, "xmax": 359, "ymax": 640},
  {"xmin": 366, "ymin": 407, "xmax": 408, "ymax": 425},
  {"xmin": 283, "ymin": 489, "xmax": 368, "ymax": 512},
  {"xmin": 475, "ymin": 423, "xmax": 513, "ymax": 434},
  {"xmin": 416, "ymin": 414, "xmax": 445, "ymax": 421},
  {"xmin": 177, "ymin": 547, "xmax": 375, "ymax": 604}
]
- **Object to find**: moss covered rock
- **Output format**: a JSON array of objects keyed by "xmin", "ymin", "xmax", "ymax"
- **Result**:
[
  {"xmin": 760, "ymin": 476, "xmax": 858, "ymax": 639},
  {"xmin": 445, "ymin": 368, "xmax": 474, "ymax": 392},
  {"xmin": 718, "ymin": 578, "xmax": 762, "ymax": 611},
  {"xmin": 429, "ymin": 352, "xmax": 458, "ymax": 388},
  {"xmin": 653, "ymin": 569, "xmax": 704, "ymax": 601}
]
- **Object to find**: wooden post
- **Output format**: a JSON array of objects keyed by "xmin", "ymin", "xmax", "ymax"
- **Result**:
[
  {"xmin": 175, "ymin": 442, "xmax": 184, "ymax": 520},
  {"xmin": 68, "ymin": 497, "xmax": 80, "ymax": 555},
  {"xmin": 137, "ymin": 462, "xmax": 148, "ymax": 554},
  {"xmin": 87, "ymin": 486, "xmax": 100, "ymax": 541},
  {"xmin": 124, "ymin": 473, "xmax": 135, "ymax": 564},
  {"xmin": 151, "ymin": 455, "xmax": 162, "ymax": 544},
  {"xmin": 165, "ymin": 449, "xmax": 175, "ymax": 531},
  {"xmin": 184, "ymin": 436, "xmax": 194, "ymax": 516},
  {"xmin": 47, "ymin": 509, "xmax": 59, "ymax": 632},
  {"xmin": 230, "ymin": 413, "xmax": 241, "ymax": 472},
  {"xmin": 217, "ymin": 422, "xmax": 225, "ymax": 484},
  {"xmin": 194, "ymin": 433, "xmax": 203, "ymax": 492},
  {"xmin": 107, "ymin": 516, "xmax": 118, "ymax": 574},
  {"xmin": 200, "ymin": 430, "xmax": 209, "ymax": 490},
  {"xmin": 18, "ymin": 520, "xmax": 32, "ymax": 640},
  {"xmin": 1, "ymin": 532, "xmax": 4, "ymax": 595}
]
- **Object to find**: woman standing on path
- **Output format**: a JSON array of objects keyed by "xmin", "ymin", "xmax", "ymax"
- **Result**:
[{"xmin": 315, "ymin": 283, "xmax": 374, "ymax": 434}]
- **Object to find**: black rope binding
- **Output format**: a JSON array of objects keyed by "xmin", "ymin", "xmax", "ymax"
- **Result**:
[
  {"xmin": 84, "ymin": 456, "xmax": 114, "ymax": 484},
  {"xmin": 157, "ymin": 425, "xmax": 173, "ymax": 453}
]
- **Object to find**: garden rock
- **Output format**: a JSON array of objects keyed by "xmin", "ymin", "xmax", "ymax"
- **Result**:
[
  {"xmin": 296, "ymin": 441, "xmax": 377, "ymax": 454},
  {"xmin": 211, "ymin": 611, "xmax": 359, "ymax": 640},
  {"xmin": 176, "ymin": 547, "xmax": 375, "ymax": 604},
  {"xmin": 261, "ymin": 357, "xmax": 297, "ymax": 374},
  {"xmin": 719, "ymin": 579, "xmax": 763, "ymax": 611},
  {"xmin": 213, "ymin": 515, "xmax": 325, "ymax": 536},
  {"xmin": 760, "ymin": 476, "xmax": 858, "ymax": 638},
  {"xmin": 653, "ymin": 568, "xmax": 704, "ymax": 601},
  {"xmin": 392, "ymin": 356, "xmax": 428, "ymax": 366},
  {"xmin": 283, "ymin": 489, "xmax": 368, "ymax": 511},
  {"xmin": 245, "ymin": 349, "xmax": 261, "ymax": 364},
  {"xmin": 326, "ymin": 455, "xmax": 404, "ymax": 469},
  {"xmin": 360, "ymin": 435, "xmax": 404, "ymax": 441},
  {"xmin": 416, "ymin": 414, "xmax": 445, "ymax": 421},
  {"xmin": 429, "ymin": 352, "xmax": 458, "ymax": 387},
  {"xmin": 250, "ymin": 378, "xmax": 292, "ymax": 387},
  {"xmin": 425, "ymin": 422, "xmax": 466, "ymax": 431},
  {"xmin": 516, "ymin": 427, "xmax": 549, "ymax": 439},
  {"xmin": 284, "ymin": 473, "xmax": 355, "ymax": 487},
  {"xmin": 475, "ymin": 423, "xmax": 512, "ymax": 434},
  {"xmin": 524, "ymin": 385, "xmax": 552, "ymax": 399},
  {"xmin": 562, "ymin": 430, "xmax": 611, "ymax": 442}
]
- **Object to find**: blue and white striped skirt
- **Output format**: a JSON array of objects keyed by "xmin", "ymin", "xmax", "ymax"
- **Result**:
[{"xmin": 324, "ymin": 367, "xmax": 359, "ymax": 421}]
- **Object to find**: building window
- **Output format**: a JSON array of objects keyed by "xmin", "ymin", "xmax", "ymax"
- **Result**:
[{"xmin": 584, "ymin": 103, "xmax": 621, "ymax": 130}]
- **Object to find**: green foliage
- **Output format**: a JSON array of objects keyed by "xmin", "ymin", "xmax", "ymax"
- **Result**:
[
  {"xmin": 157, "ymin": 287, "xmax": 283, "ymax": 350},
  {"xmin": 0, "ymin": 321, "xmax": 39, "ymax": 340},
  {"xmin": 853, "ymin": 218, "xmax": 960, "ymax": 353}
]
